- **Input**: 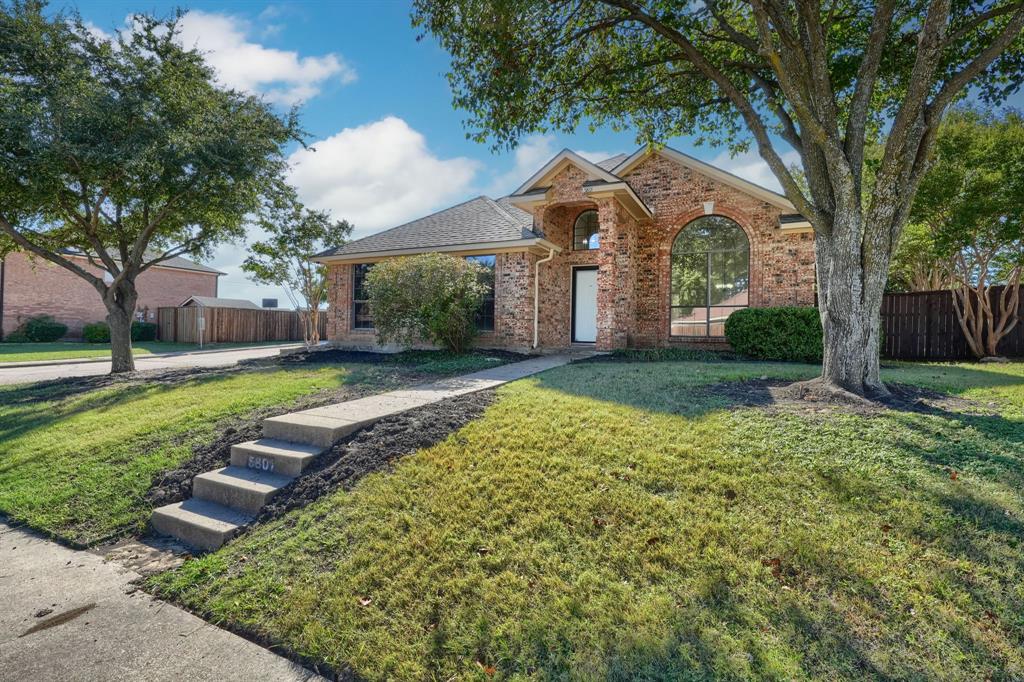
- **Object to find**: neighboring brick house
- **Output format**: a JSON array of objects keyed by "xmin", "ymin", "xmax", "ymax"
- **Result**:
[
  {"xmin": 0, "ymin": 251, "xmax": 223, "ymax": 339},
  {"xmin": 317, "ymin": 146, "xmax": 816, "ymax": 352}
]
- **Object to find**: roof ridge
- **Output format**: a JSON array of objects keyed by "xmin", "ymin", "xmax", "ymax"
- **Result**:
[{"xmin": 485, "ymin": 196, "xmax": 519, "ymax": 225}]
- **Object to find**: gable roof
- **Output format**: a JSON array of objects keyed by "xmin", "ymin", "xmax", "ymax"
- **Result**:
[
  {"xmin": 612, "ymin": 146, "xmax": 796, "ymax": 210},
  {"xmin": 512, "ymin": 149, "xmax": 622, "ymax": 195},
  {"xmin": 315, "ymin": 195, "xmax": 545, "ymax": 261},
  {"xmin": 180, "ymin": 296, "xmax": 261, "ymax": 309}
]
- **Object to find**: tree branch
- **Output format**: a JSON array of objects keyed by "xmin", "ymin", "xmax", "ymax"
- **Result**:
[
  {"xmin": 598, "ymin": 0, "xmax": 820, "ymax": 223},
  {"xmin": 0, "ymin": 213, "xmax": 105, "ymax": 290}
]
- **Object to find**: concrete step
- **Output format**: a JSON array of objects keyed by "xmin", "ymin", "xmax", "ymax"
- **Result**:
[
  {"xmin": 231, "ymin": 438, "xmax": 323, "ymax": 477},
  {"xmin": 192, "ymin": 466, "xmax": 294, "ymax": 515},
  {"xmin": 151, "ymin": 499, "xmax": 253, "ymax": 551},
  {"xmin": 262, "ymin": 413, "xmax": 369, "ymax": 448}
]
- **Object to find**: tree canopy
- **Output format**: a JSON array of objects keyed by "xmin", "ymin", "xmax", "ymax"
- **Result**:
[{"xmin": 0, "ymin": 1, "xmax": 301, "ymax": 370}]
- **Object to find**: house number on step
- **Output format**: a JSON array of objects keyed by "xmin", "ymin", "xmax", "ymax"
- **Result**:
[{"xmin": 247, "ymin": 455, "xmax": 275, "ymax": 473}]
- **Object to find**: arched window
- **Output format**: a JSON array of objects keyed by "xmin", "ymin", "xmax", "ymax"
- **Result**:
[
  {"xmin": 573, "ymin": 209, "xmax": 600, "ymax": 250},
  {"xmin": 670, "ymin": 216, "xmax": 749, "ymax": 337}
]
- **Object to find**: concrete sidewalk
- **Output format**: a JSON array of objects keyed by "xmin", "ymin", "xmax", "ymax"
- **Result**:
[
  {"xmin": 0, "ymin": 342, "xmax": 305, "ymax": 369},
  {"xmin": 0, "ymin": 522, "xmax": 325, "ymax": 681},
  {"xmin": 0, "ymin": 344, "xmax": 302, "ymax": 386}
]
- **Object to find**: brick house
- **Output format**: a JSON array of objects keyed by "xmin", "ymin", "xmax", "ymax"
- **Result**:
[
  {"xmin": 316, "ymin": 146, "xmax": 816, "ymax": 352},
  {"xmin": 0, "ymin": 251, "xmax": 223, "ymax": 339}
]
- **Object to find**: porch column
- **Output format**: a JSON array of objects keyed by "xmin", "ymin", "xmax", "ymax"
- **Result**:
[{"xmin": 595, "ymin": 199, "xmax": 632, "ymax": 350}]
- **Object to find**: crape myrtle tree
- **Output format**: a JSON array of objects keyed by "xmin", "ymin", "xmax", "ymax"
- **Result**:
[
  {"xmin": 413, "ymin": 0, "xmax": 1024, "ymax": 398},
  {"xmin": 0, "ymin": 2, "xmax": 301, "ymax": 372},
  {"xmin": 243, "ymin": 186, "xmax": 353, "ymax": 346},
  {"xmin": 911, "ymin": 107, "xmax": 1024, "ymax": 357}
]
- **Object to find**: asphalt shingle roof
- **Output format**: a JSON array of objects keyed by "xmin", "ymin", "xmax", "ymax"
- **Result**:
[
  {"xmin": 594, "ymin": 153, "xmax": 628, "ymax": 171},
  {"xmin": 181, "ymin": 296, "xmax": 261, "ymax": 309},
  {"xmin": 317, "ymin": 195, "xmax": 538, "ymax": 258}
]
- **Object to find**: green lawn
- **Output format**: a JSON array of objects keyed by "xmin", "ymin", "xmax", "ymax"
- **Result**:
[
  {"xmin": 149, "ymin": 359, "xmax": 1024, "ymax": 681},
  {"xmin": 0, "ymin": 351, "xmax": 511, "ymax": 546},
  {"xmin": 0, "ymin": 340, "xmax": 295, "ymax": 363}
]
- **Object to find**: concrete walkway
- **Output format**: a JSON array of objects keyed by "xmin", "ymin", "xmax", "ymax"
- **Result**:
[
  {"xmin": 0, "ymin": 344, "xmax": 302, "ymax": 386},
  {"xmin": 153, "ymin": 352, "xmax": 581, "ymax": 549},
  {"xmin": 0, "ymin": 522, "xmax": 325, "ymax": 681}
]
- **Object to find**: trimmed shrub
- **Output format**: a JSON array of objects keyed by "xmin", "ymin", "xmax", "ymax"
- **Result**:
[
  {"xmin": 365, "ymin": 253, "xmax": 488, "ymax": 353},
  {"xmin": 9, "ymin": 315, "xmax": 68, "ymax": 342},
  {"xmin": 724, "ymin": 306, "xmax": 823, "ymax": 363},
  {"xmin": 131, "ymin": 321, "xmax": 158, "ymax": 342},
  {"xmin": 83, "ymin": 322, "xmax": 111, "ymax": 343}
]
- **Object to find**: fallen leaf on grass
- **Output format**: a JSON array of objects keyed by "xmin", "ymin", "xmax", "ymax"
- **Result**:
[{"xmin": 359, "ymin": 597, "xmax": 372, "ymax": 607}]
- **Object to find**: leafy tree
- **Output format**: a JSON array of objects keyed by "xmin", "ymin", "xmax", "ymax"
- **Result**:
[
  {"xmin": 887, "ymin": 222, "xmax": 953, "ymax": 292},
  {"xmin": 911, "ymin": 107, "xmax": 1024, "ymax": 357},
  {"xmin": 413, "ymin": 0, "xmax": 1024, "ymax": 397},
  {"xmin": 243, "ymin": 188, "xmax": 352, "ymax": 346},
  {"xmin": 365, "ymin": 253, "xmax": 488, "ymax": 353},
  {"xmin": 0, "ymin": 2, "xmax": 300, "ymax": 372}
]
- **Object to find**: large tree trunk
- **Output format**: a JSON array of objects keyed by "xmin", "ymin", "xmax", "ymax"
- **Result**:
[
  {"xmin": 813, "ymin": 212, "xmax": 891, "ymax": 398},
  {"xmin": 104, "ymin": 281, "xmax": 138, "ymax": 373}
]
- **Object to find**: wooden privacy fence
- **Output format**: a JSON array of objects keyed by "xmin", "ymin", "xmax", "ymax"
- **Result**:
[
  {"xmin": 157, "ymin": 306, "xmax": 327, "ymax": 344},
  {"xmin": 880, "ymin": 286, "xmax": 1024, "ymax": 360}
]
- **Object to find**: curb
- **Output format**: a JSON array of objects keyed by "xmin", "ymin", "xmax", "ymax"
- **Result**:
[{"xmin": 1, "ymin": 343, "xmax": 306, "ymax": 369}]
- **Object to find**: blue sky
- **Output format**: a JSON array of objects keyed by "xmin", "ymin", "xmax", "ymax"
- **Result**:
[{"xmin": 71, "ymin": 1, "xmax": 1020, "ymax": 305}]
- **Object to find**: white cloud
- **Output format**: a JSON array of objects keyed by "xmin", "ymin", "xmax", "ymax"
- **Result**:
[
  {"xmin": 175, "ymin": 10, "xmax": 355, "ymax": 105},
  {"xmin": 486, "ymin": 134, "xmax": 620, "ymax": 197},
  {"xmin": 287, "ymin": 116, "xmax": 482, "ymax": 238},
  {"xmin": 708, "ymin": 149, "xmax": 800, "ymax": 193}
]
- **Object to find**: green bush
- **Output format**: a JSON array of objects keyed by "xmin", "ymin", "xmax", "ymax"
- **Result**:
[
  {"xmin": 6, "ymin": 315, "xmax": 68, "ymax": 342},
  {"xmin": 365, "ymin": 253, "xmax": 488, "ymax": 353},
  {"xmin": 131, "ymin": 321, "xmax": 158, "ymax": 341},
  {"xmin": 83, "ymin": 322, "xmax": 111, "ymax": 343},
  {"xmin": 724, "ymin": 306, "xmax": 823, "ymax": 363}
]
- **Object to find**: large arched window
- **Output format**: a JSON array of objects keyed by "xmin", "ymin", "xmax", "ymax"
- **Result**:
[{"xmin": 670, "ymin": 216, "xmax": 749, "ymax": 337}]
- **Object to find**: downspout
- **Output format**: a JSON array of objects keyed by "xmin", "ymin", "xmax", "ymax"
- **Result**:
[{"xmin": 533, "ymin": 248, "xmax": 555, "ymax": 349}]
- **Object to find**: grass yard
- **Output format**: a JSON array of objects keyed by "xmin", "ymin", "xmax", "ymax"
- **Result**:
[
  {"xmin": 0, "ymin": 351, "xmax": 511, "ymax": 546},
  {"xmin": 150, "ymin": 359, "xmax": 1024, "ymax": 681},
  {"xmin": 0, "ymin": 340, "xmax": 293, "ymax": 363}
]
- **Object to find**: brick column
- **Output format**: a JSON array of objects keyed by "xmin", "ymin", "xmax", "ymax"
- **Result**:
[{"xmin": 595, "ymin": 199, "xmax": 632, "ymax": 350}]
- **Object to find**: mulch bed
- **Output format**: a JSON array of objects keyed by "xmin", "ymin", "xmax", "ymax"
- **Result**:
[
  {"xmin": 256, "ymin": 389, "xmax": 495, "ymax": 522},
  {"xmin": 692, "ymin": 377, "xmax": 995, "ymax": 418}
]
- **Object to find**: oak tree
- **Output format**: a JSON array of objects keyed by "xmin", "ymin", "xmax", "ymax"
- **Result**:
[
  {"xmin": 413, "ymin": 0, "xmax": 1024, "ymax": 396},
  {"xmin": 0, "ymin": 2, "xmax": 300, "ymax": 371}
]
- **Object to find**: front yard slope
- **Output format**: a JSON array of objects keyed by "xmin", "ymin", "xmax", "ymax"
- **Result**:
[
  {"xmin": 0, "ymin": 351, "xmax": 515, "ymax": 546},
  {"xmin": 150, "ymin": 360, "xmax": 1024, "ymax": 681}
]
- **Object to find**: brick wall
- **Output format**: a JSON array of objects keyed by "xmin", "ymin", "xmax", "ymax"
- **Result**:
[
  {"xmin": 621, "ymin": 153, "xmax": 816, "ymax": 347},
  {"xmin": 1, "ymin": 252, "xmax": 219, "ymax": 338},
  {"xmin": 322, "ymin": 152, "xmax": 816, "ymax": 352}
]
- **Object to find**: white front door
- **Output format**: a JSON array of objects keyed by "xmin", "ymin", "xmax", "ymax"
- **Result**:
[{"xmin": 572, "ymin": 268, "xmax": 598, "ymax": 343}]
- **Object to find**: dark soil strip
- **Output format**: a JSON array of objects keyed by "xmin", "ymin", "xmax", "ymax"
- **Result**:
[
  {"xmin": 256, "ymin": 389, "xmax": 496, "ymax": 522},
  {"xmin": 143, "ymin": 376, "xmax": 437, "ymax": 508}
]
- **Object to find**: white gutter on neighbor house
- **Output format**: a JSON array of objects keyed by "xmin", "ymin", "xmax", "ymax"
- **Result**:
[{"xmin": 533, "ymin": 247, "xmax": 556, "ymax": 349}]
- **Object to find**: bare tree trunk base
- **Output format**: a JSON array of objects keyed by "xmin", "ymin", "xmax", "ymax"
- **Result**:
[
  {"xmin": 780, "ymin": 377, "xmax": 892, "ymax": 406},
  {"xmin": 979, "ymin": 356, "xmax": 1011, "ymax": 364}
]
